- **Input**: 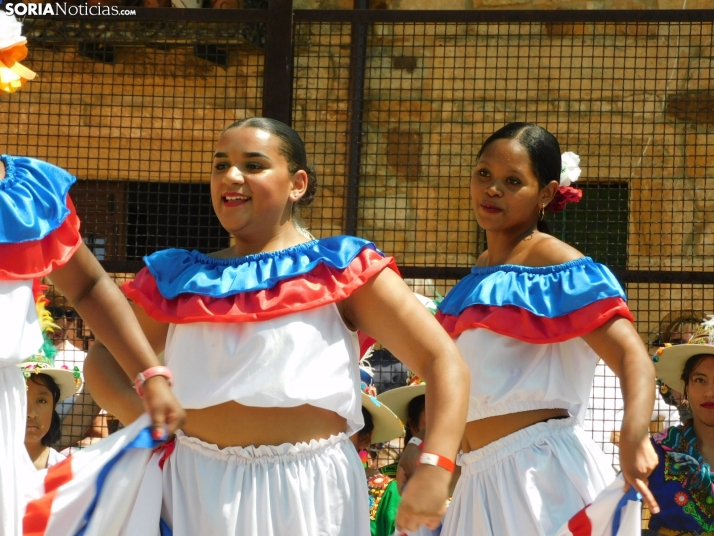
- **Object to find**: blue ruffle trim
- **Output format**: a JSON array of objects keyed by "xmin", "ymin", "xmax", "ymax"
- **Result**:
[
  {"xmin": 0, "ymin": 155, "xmax": 76, "ymax": 244},
  {"xmin": 438, "ymin": 257, "xmax": 626, "ymax": 318},
  {"xmin": 145, "ymin": 235, "xmax": 381, "ymax": 299}
]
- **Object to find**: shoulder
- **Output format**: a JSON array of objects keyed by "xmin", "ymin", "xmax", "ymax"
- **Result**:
[
  {"xmin": 203, "ymin": 247, "xmax": 238, "ymax": 260},
  {"xmin": 522, "ymin": 234, "xmax": 583, "ymax": 267},
  {"xmin": 476, "ymin": 234, "xmax": 583, "ymax": 269},
  {"xmin": 475, "ymin": 251, "xmax": 489, "ymax": 267}
]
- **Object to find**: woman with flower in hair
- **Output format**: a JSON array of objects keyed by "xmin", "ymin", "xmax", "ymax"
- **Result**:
[
  {"xmin": 647, "ymin": 317, "xmax": 714, "ymax": 535},
  {"xmin": 431, "ymin": 123, "xmax": 659, "ymax": 536}
]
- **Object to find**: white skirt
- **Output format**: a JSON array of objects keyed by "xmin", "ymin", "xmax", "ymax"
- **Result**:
[
  {"xmin": 441, "ymin": 417, "xmax": 616, "ymax": 536},
  {"xmin": 161, "ymin": 431, "xmax": 371, "ymax": 536},
  {"xmin": 0, "ymin": 366, "xmax": 33, "ymax": 536}
]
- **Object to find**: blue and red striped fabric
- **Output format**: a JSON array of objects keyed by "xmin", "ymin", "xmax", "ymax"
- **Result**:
[
  {"xmin": 436, "ymin": 257, "xmax": 633, "ymax": 343},
  {"xmin": 555, "ymin": 475, "xmax": 642, "ymax": 536},
  {"xmin": 123, "ymin": 236, "xmax": 398, "ymax": 324},
  {"xmin": 23, "ymin": 415, "xmax": 166, "ymax": 536},
  {"xmin": 0, "ymin": 155, "xmax": 82, "ymax": 280}
]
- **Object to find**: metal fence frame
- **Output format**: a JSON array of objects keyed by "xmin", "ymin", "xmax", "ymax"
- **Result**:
[
  {"xmin": 10, "ymin": 2, "xmax": 714, "ymax": 481},
  {"xmin": 40, "ymin": 2, "xmax": 714, "ymax": 288}
]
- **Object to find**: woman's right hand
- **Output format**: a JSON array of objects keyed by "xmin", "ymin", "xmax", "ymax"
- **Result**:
[
  {"xmin": 142, "ymin": 376, "xmax": 186, "ymax": 439},
  {"xmin": 618, "ymin": 426, "xmax": 660, "ymax": 514}
]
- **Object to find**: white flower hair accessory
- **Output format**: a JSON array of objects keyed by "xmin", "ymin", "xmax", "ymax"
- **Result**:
[{"xmin": 560, "ymin": 152, "xmax": 581, "ymax": 187}]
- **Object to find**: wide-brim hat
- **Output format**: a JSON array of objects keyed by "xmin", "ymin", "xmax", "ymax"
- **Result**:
[
  {"xmin": 362, "ymin": 392, "xmax": 404, "ymax": 444},
  {"xmin": 18, "ymin": 361, "xmax": 82, "ymax": 401},
  {"xmin": 654, "ymin": 319, "xmax": 714, "ymax": 393},
  {"xmin": 376, "ymin": 382, "xmax": 426, "ymax": 426}
]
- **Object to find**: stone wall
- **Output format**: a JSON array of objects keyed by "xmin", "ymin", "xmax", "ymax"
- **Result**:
[{"xmin": 2, "ymin": 37, "xmax": 263, "ymax": 182}]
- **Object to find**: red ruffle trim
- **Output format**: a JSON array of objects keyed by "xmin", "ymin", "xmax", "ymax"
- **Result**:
[
  {"xmin": 123, "ymin": 248, "xmax": 399, "ymax": 324},
  {"xmin": 436, "ymin": 296, "xmax": 634, "ymax": 343},
  {"xmin": 0, "ymin": 196, "xmax": 82, "ymax": 280}
]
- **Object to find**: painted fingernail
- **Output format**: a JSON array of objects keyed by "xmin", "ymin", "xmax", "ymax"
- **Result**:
[{"xmin": 152, "ymin": 428, "xmax": 165, "ymax": 440}]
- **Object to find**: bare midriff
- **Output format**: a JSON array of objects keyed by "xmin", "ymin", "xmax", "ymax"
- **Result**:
[
  {"xmin": 182, "ymin": 401, "xmax": 348, "ymax": 449},
  {"xmin": 462, "ymin": 408, "xmax": 569, "ymax": 453}
]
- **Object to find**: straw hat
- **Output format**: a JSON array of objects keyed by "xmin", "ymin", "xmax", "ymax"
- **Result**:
[
  {"xmin": 654, "ymin": 317, "xmax": 714, "ymax": 393},
  {"xmin": 370, "ymin": 292, "xmax": 434, "ymax": 427},
  {"xmin": 360, "ymin": 366, "xmax": 404, "ymax": 444},
  {"xmin": 18, "ymin": 354, "xmax": 82, "ymax": 401},
  {"xmin": 376, "ymin": 375, "xmax": 426, "ymax": 426}
]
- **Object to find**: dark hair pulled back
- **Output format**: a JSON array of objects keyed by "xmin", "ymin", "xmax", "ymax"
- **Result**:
[
  {"xmin": 477, "ymin": 122, "xmax": 562, "ymax": 233},
  {"xmin": 226, "ymin": 118, "xmax": 317, "ymax": 209},
  {"xmin": 404, "ymin": 394, "xmax": 426, "ymax": 443},
  {"xmin": 29, "ymin": 373, "xmax": 63, "ymax": 447},
  {"xmin": 358, "ymin": 406, "xmax": 375, "ymax": 440}
]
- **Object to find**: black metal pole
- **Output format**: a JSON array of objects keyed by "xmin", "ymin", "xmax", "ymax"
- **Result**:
[
  {"xmin": 262, "ymin": 0, "xmax": 294, "ymax": 125},
  {"xmin": 345, "ymin": 0, "xmax": 368, "ymax": 236}
]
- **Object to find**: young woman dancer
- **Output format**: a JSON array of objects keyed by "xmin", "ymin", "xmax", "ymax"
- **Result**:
[
  {"xmin": 0, "ymin": 154, "xmax": 185, "ymax": 536},
  {"xmin": 433, "ymin": 123, "xmax": 659, "ymax": 536},
  {"xmin": 84, "ymin": 117, "xmax": 469, "ymax": 535},
  {"xmin": 1, "ymin": 16, "xmax": 183, "ymax": 535}
]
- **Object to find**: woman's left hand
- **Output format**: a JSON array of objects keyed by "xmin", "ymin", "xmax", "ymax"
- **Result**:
[
  {"xmin": 395, "ymin": 465, "xmax": 450, "ymax": 533},
  {"xmin": 396, "ymin": 435, "xmax": 423, "ymax": 492},
  {"xmin": 618, "ymin": 427, "xmax": 660, "ymax": 514},
  {"xmin": 582, "ymin": 317, "xmax": 660, "ymax": 514}
]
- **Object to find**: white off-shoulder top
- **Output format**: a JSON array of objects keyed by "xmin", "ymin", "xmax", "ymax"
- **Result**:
[
  {"xmin": 0, "ymin": 155, "xmax": 81, "ymax": 366},
  {"xmin": 436, "ymin": 257, "xmax": 633, "ymax": 424},
  {"xmin": 123, "ymin": 236, "xmax": 397, "ymax": 435}
]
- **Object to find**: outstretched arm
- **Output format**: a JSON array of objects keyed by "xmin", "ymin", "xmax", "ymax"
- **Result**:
[
  {"xmin": 583, "ymin": 316, "xmax": 659, "ymax": 513},
  {"xmin": 344, "ymin": 268, "xmax": 469, "ymax": 533},
  {"xmin": 48, "ymin": 243, "xmax": 184, "ymax": 437}
]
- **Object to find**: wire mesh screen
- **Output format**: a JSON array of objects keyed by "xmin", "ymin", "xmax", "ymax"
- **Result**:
[
  {"xmin": 3, "ymin": 18, "xmax": 264, "ymax": 263},
  {"xmin": 2, "ymin": 12, "xmax": 714, "ymax": 504},
  {"xmin": 0, "ymin": 15, "xmax": 265, "ymax": 443},
  {"xmin": 293, "ymin": 22, "xmax": 354, "ymax": 238},
  {"xmin": 292, "ymin": 15, "xmax": 714, "ymax": 480}
]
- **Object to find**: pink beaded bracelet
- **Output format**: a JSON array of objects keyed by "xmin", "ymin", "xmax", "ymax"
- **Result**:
[{"xmin": 134, "ymin": 366, "xmax": 173, "ymax": 398}]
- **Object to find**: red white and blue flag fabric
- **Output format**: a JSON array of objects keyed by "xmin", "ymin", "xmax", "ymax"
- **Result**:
[
  {"xmin": 436, "ymin": 257, "xmax": 633, "ymax": 343},
  {"xmin": 555, "ymin": 475, "xmax": 642, "ymax": 536},
  {"xmin": 23, "ymin": 415, "xmax": 168, "ymax": 536}
]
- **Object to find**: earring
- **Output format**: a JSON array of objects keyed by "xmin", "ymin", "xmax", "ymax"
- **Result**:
[{"xmin": 538, "ymin": 204, "xmax": 546, "ymax": 221}]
